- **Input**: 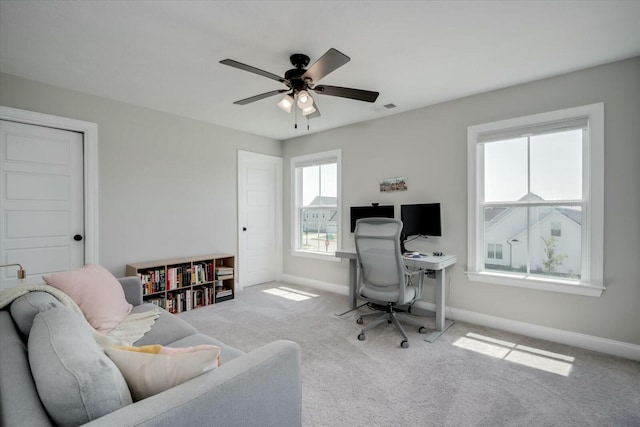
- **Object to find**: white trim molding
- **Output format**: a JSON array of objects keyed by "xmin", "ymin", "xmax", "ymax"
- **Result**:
[
  {"xmin": 280, "ymin": 273, "xmax": 349, "ymax": 296},
  {"xmin": 445, "ymin": 305, "xmax": 640, "ymax": 362},
  {"xmin": 0, "ymin": 106, "xmax": 99, "ymax": 264},
  {"xmin": 466, "ymin": 271, "xmax": 605, "ymax": 297},
  {"xmin": 289, "ymin": 250, "xmax": 341, "ymax": 262},
  {"xmin": 467, "ymin": 103, "xmax": 604, "ymax": 296},
  {"xmin": 289, "ymin": 149, "xmax": 342, "ymax": 257}
]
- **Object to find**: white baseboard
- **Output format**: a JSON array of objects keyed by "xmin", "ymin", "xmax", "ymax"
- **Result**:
[
  {"xmin": 281, "ymin": 274, "xmax": 640, "ymax": 361},
  {"xmin": 280, "ymin": 274, "xmax": 349, "ymax": 296},
  {"xmin": 444, "ymin": 305, "xmax": 640, "ymax": 361}
]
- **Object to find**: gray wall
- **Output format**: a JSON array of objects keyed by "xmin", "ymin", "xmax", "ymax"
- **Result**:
[
  {"xmin": 2, "ymin": 56, "xmax": 638, "ymax": 346},
  {"xmin": 282, "ymin": 57, "xmax": 640, "ymax": 346},
  {"xmin": 0, "ymin": 73, "xmax": 281, "ymax": 276}
]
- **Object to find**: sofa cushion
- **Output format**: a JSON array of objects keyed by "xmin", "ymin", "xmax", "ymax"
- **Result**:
[
  {"xmin": 168, "ymin": 333, "xmax": 245, "ymax": 363},
  {"xmin": 10, "ymin": 291, "xmax": 63, "ymax": 338},
  {"xmin": 28, "ymin": 307, "xmax": 132, "ymax": 426},
  {"xmin": 43, "ymin": 264, "xmax": 132, "ymax": 333},
  {"xmin": 0, "ymin": 310, "xmax": 52, "ymax": 427},
  {"xmin": 118, "ymin": 276, "xmax": 144, "ymax": 306},
  {"xmin": 131, "ymin": 303, "xmax": 197, "ymax": 346},
  {"xmin": 104, "ymin": 344, "xmax": 221, "ymax": 401}
]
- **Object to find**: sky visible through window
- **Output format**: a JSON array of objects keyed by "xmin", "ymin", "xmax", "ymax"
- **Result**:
[
  {"xmin": 484, "ymin": 129, "xmax": 582, "ymax": 202},
  {"xmin": 302, "ymin": 163, "xmax": 337, "ymax": 205}
]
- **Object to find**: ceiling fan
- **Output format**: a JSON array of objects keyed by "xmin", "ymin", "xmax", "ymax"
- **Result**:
[{"xmin": 220, "ymin": 48, "xmax": 380, "ymax": 121}]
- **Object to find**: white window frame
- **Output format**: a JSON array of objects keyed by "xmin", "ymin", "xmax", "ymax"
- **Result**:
[
  {"xmin": 290, "ymin": 149, "xmax": 342, "ymax": 260},
  {"xmin": 467, "ymin": 103, "xmax": 604, "ymax": 297}
]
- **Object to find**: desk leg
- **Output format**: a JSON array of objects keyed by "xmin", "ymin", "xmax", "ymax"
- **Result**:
[
  {"xmin": 424, "ymin": 267, "xmax": 454, "ymax": 343},
  {"xmin": 335, "ymin": 258, "xmax": 362, "ymax": 316},
  {"xmin": 348, "ymin": 258, "xmax": 357, "ymax": 309}
]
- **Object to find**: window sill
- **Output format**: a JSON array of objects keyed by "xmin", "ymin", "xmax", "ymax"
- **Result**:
[
  {"xmin": 466, "ymin": 271, "xmax": 604, "ymax": 297},
  {"xmin": 290, "ymin": 250, "xmax": 341, "ymax": 262}
]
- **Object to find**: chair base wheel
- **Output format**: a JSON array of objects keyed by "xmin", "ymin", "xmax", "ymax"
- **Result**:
[
  {"xmin": 418, "ymin": 327, "xmax": 427, "ymax": 334},
  {"xmin": 358, "ymin": 333, "xmax": 366, "ymax": 341},
  {"xmin": 356, "ymin": 317, "xmax": 363, "ymax": 325},
  {"xmin": 401, "ymin": 340, "xmax": 409, "ymax": 348}
]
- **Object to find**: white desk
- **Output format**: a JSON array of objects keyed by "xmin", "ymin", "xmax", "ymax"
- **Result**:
[{"xmin": 335, "ymin": 248, "xmax": 456, "ymax": 342}]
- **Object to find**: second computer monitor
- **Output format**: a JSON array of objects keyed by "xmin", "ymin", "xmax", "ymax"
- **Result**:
[{"xmin": 400, "ymin": 203, "xmax": 442, "ymax": 237}]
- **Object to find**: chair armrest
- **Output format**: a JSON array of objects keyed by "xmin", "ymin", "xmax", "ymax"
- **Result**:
[
  {"xmin": 85, "ymin": 340, "xmax": 302, "ymax": 427},
  {"xmin": 118, "ymin": 277, "xmax": 143, "ymax": 306}
]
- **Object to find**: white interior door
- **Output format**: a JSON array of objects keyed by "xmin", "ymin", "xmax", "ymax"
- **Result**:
[
  {"xmin": 0, "ymin": 120, "xmax": 85, "ymax": 287},
  {"xmin": 238, "ymin": 151, "xmax": 282, "ymax": 288}
]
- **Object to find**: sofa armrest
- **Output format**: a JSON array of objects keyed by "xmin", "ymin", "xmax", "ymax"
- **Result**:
[
  {"xmin": 118, "ymin": 277, "xmax": 143, "ymax": 307},
  {"xmin": 85, "ymin": 340, "xmax": 302, "ymax": 427}
]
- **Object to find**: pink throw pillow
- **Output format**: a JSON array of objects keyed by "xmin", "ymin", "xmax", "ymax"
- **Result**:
[{"xmin": 43, "ymin": 264, "xmax": 133, "ymax": 333}]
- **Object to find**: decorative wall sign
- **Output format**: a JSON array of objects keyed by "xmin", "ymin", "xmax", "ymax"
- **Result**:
[{"xmin": 379, "ymin": 177, "xmax": 407, "ymax": 192}]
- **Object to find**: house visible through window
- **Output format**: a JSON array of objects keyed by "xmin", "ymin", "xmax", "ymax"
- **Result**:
[
  {"xmin": 291, "ymin": 150, "xmax": 341, "ymax": 256},
  {"xmin": 467, "ymin": 103, "xmax": 604, "ymax": 297}
]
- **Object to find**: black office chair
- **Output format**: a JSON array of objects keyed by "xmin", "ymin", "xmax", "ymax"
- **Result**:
[{"xmin": 354, "ymin": 218, "xmax": 426, "ymax": 348}]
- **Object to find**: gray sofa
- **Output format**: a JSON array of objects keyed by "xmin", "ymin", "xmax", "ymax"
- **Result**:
[{"xmin": 0, "ymin": 277, "xmax": 302, "ymax": 426}]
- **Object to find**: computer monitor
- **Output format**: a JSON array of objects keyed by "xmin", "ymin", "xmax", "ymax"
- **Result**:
[
  {"xmin": 400, "ymin": 203, "xmax": 442, "ymax": 237},
  {"xmin": 350, "ymin": 205, "xmax": 394, "ymax": 232}
]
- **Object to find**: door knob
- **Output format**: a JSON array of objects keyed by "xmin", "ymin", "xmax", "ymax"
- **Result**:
[{"xmin": 74, "ymin": 234, "xmax": 83, "ymax": 241}]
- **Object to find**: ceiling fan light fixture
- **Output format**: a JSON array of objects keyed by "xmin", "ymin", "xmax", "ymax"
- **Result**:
[
  {"xmin": 277, "ymin": 94, "xmax": 294, "ymax": 113},
  {"xmin": 301, "ymin": 105, "xmax": 317, "ymax": 116},
  {"xmin": 297, "ymin": 90, "xmax": 313, "ymax": 109},
  {"xmin": 222, "ymin": 48, "xmax": 379, "ymax": 125}
]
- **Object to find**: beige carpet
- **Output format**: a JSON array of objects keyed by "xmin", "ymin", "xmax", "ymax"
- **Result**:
[{"xmin": 178, "ymin": 282, "xmax": 640, "ymax": 427}]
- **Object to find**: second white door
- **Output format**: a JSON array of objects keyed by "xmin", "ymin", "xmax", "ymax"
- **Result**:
[{"xmin": 238, "ymin": 151, "xmax": 282, "ymax": 288}]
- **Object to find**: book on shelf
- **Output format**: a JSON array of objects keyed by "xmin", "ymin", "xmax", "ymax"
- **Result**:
[
  {"xmin": 137, "ymin": 268, "xmax": 167, "ymax": 295},
  {"xmin": 192, "ymin": 264, "xmax": 207, "ymax": 285},
  {"xmin": 167, "ymin": 265, "xmax": 198, "ymax": 290},
  {"xmin": 134, "ymin": 254, "xmax": 235, "ymax": 311},
  {"xmin": 163, "ymin": 262, "xmax": 215, "ymax": 288},
  {"xmin": 216, "ymin": 288, "xmax": 233, "ymax": 298},
  {"xmin": 192, "ymin": 289, "xmax": 200, "ymax": 308},
  {"xmin": 195, "ymin": 262, "xmax": 214, "ymax": 284},
  {"xmin": 145, "ymin": 296, "xmax": 165, "ymax": 308},
  {"xmin": 192, "ymin": 288, "xmax": 212, "ymax": 308}
]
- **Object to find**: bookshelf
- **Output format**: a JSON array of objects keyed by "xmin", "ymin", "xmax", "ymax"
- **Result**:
[{"xmin": 125, "ymin": 253, "xmax": 235, "ymax": 314}]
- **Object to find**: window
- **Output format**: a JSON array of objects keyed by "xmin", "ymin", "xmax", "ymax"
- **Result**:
[
  {"xmin": 467, "ymin": 104, "xmax": 604, "ymax": 297},
  {"xmin": 291, "ymin": 150, "xmax": 341, "ymax": 257},
  {"xmin": 487, "ymin": 243, "xmax": 503, "ymax": 260}
]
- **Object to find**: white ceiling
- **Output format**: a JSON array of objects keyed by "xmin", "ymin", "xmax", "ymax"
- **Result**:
[{"xmin": 1, "ymin": 1, "xmax": 639, "ymax": 141}]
